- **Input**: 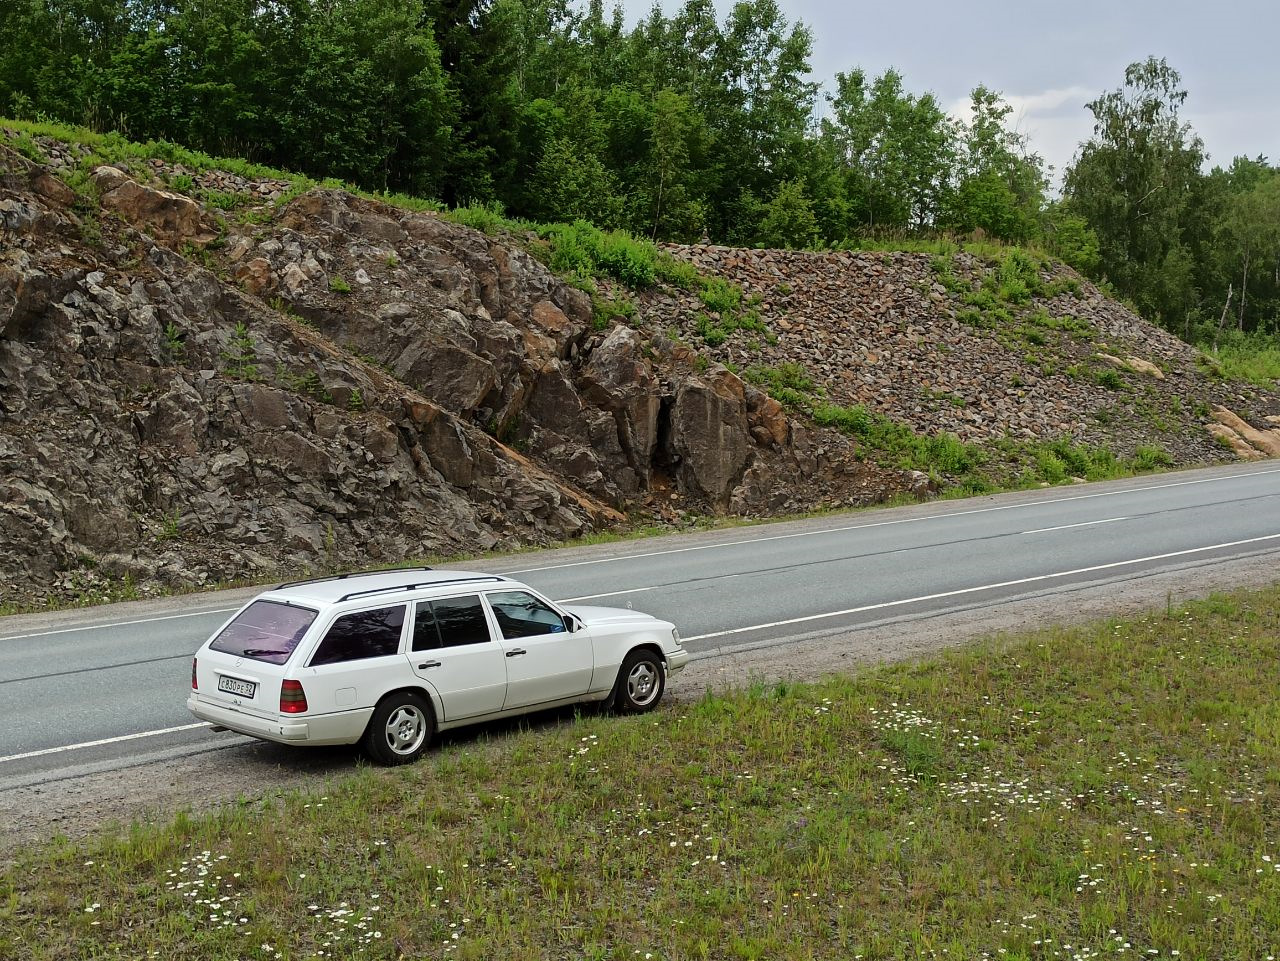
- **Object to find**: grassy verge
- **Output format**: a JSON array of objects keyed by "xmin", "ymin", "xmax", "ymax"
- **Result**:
[{"xmin": 4, "ymin": 587, "xmax": 1280, "ymax": 959}]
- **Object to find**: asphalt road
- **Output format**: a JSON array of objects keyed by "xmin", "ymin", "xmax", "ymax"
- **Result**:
[{"xmin": 2, "ymin": 462, "xmax": 1278, "ymax": 789}]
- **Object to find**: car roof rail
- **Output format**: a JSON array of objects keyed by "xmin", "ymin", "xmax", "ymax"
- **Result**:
[
  {"xmin": 337, "ymin": 575, "xmax": 509, "ymax": 603},
  {"xmin": 276, "ymin": 565, "xmax": 435, "ymax": 590}
]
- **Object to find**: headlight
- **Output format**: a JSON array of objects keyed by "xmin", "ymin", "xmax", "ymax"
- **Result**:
[{"xmin": 671, "ymin": 627, "xmax": 681, "ymax": 645}]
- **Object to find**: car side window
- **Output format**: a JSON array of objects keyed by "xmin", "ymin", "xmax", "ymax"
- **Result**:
[
  {"xmin": 310, "ymin": 605, "xmax": 406, "ymax": 666},
  {"xmin": 412, "ymin": 602, "xmax": 439, "ymax": 651},
  {"xmin": 486, "ymin": 591, "xmax": 566, "ymax": 640},
  {"xmin": 413, "ymin": 595, "xmax": 491, "ymax": 650}
]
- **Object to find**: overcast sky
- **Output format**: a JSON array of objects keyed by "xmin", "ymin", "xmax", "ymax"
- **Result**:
[{"xmin": 614, "ymin": 0, "xmax": 1280, "ymax": 183}]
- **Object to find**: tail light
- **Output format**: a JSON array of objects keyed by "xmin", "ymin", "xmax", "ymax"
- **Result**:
[
  {"xmin": 280, "ymin": 679, "xmax": 308, "ymax": 714},
  {"xmin": 191, "ymin": 658, "xmax": 198, "ymax": 690}
]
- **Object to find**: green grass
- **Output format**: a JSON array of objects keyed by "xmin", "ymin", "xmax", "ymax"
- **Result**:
[
  {"xmin": 590, "ymin": 288, "xmax": 639, "ymax": 329},
  {"xmin": 994, "ymin": 437, "xmax": 1173, "ymax": 487},
  {"xmin": 810, "ymin": 401, "xmax": 987, "ymax": 482},
  {"xmin": 691, "ymin": 280, "xmax": 769, "ymax": 345},
  {"xmin": 743, "ymin": 362, "xmax": 815, "ymax": 396},
  {"xmin": 4, "ymin": 587, "xmax": 1280, "ymax": 959},
  {"xmin": 1210, "ymin": 333, "xmax": 1280, "ymax": 387},
  {"xmin": 443, "ymin": 200, "xmax": 530, "ymax": 236},
  {"xmin": 1, "ymin": 118, "xmax": 305, "ymax": 198},
  {"xmin": 932, "ymin": 251, "xmax": 1082, "ymax": 346}
]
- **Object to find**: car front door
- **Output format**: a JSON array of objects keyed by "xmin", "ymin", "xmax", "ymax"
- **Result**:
[
  {"xmin": 484, "ymin": 590, "xmax": 592, "ymax": 710},
  {"xmin": 407, "ymin": 594, "xmax": 507, "ymax": 721}
]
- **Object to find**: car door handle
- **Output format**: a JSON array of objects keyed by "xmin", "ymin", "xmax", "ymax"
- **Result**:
[
  {"xmin": 505, "ymin": 649, "xmax": 526, "ymax": 658},
  {"xmin": 417, "ymin": 661, "xmax": 441, "ymax": 669}
]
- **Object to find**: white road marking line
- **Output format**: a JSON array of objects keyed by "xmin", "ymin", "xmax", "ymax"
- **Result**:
[
  {"xmin": 505, "ymin": 467, "xmax": 1280, "ymax": 575},
  {"xmin": 0, "ymin": 607, "xmax": 238, "ymax": 643},
  {"xmin": 558, "ymin": 587, "xmax": 655, "ymax": 603},
  {"xmin": 1023, "ymin": 516, "xmax": 1129, "ymax": 535},
  {"xmin": 0, "ymin": 722, "xmax": 213, "ymax": 764},
  {"xmin": 7, "ymin": 530, "xmax": 1279, "ymax": 768},
  {"xmin": 680, "ymin": 532, "xmax": 1280, "ymax": 644}
]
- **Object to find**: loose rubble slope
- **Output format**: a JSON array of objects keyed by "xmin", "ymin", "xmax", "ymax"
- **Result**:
[{"xmin": 648, "ymin": 244, "xmax": 1280, "ymax": 466}]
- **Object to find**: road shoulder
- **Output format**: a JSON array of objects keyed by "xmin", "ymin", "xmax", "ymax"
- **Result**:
[{"xmin": 2, "ymin": 552, "xmax": 1276, "ymax": 863}]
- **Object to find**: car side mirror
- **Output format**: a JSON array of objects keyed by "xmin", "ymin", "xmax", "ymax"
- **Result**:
[{"xmin": 564, "ymin": 614, "xmax": 582, "ymax": 633}]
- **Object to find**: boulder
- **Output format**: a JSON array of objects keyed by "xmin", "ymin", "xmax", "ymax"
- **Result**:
[
  {"xmin": 0, "ymin": 144, "xmax": 76, "ymax": 206},
  {"xmin": 580, "ymin": 326, "xmax": 662, "ymax": 479},
  {"xmin": 1097, "ymin": 352, "xmax": 1165, "ymax": 380},
  {"xmin": 91, "ymin": 166, "xmax": 217, "ymax": 247},
  {"xmin": 525, "ymin": 362, "xmax": 587, "ymax": 435},
  {"xmin": 232, "ymin": 383, "xmax": 293, "ymax": 430},
  {"xmin": 395, "ymin": 340, "xmax": 497, "ymax": 414},
  {"xmin": 745, "ymin": 386, "xmax": 790, "ymax": 448},
  {"xmin": 667, "ymin": 367, "xmax": 752, "ymax": 508},
  {"xmin": 1212, "ymin": 407, "xmax": 1280, "ymax": 457},
  {"xmin": 235, "ymin": 257, "xmax": 274, "ymax": 297},
  {"xmin": 1207, "ymin": 422, "xmax": 1265, "ymax": 460},
  {"xmin": 528, "ymin": 299, "xmax": 586, "ymax": 359},
  {"xmin": 143, "ymin": 381, "xmax": 211, "ymax": 455}
]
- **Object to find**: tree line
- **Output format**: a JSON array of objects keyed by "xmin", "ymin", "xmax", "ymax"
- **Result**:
[{"xmin": 1, "ymin": 0, "xmax": 1276, "ymax": 341}]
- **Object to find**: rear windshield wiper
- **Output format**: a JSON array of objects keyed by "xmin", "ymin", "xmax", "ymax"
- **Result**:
[{"xmin": 242, "ymin": 648, "xmax": 290, "ymax": 657}]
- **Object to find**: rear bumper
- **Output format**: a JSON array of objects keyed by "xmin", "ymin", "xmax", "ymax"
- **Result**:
[
  {"xmin": 187, "ymin": 694, "xmax": 311, "ymax": 743},
  {"xmin": 666, "ymin": 649, "xmax": 691, "ymax": 674},
  {"xmin": 188, "ymin": 694, "xmax": 373, "ymax": 746}
]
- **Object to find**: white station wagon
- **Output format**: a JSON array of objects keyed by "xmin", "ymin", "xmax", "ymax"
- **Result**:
[{"xmin": 188, "ymin": 568, "xmax": 689, "ymax": 764}]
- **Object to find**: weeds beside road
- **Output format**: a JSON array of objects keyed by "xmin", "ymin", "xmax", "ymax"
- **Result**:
[{"xmin": 2, "ymin": 586, "xmax": 1279, "ymax": 960}]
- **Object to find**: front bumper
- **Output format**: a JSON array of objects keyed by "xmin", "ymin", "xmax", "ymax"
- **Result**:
[{"xmin": 666, "ymin": 648, "xmax": 691, "ymax": 674}]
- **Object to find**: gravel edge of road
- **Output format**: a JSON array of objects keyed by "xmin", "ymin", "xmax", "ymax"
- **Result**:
[{"xmin": 1, "ymin": 552, "xmax": 1276, "ymax": 864}]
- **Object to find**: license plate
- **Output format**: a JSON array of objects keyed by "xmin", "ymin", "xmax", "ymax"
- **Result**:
[{"xmin": 218, "ymin": 675, "xmax": 257, "ymax": 698}]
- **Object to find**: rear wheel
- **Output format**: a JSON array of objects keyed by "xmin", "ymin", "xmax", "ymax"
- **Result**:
[
  {"xmin": 613, "ymin": 649, "xmax": 665, "ymax": 713},
  {"xmin": 362, "ymin": 691, "xmax": 434, "ymax": 765}
]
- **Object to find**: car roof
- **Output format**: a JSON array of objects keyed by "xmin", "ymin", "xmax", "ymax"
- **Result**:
[{"xmin": 257, "ymin": 568, "xmax": 519, "ymax": 607}]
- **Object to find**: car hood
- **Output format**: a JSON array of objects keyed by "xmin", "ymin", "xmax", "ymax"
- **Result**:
[{"xmin": 565, "ymin": 605, "xmax": 668, "ymax": 629}]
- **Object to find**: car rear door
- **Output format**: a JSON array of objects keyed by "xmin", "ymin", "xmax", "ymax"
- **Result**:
[
  {"xmin": 484, "ymin": 590, "xmax": 592, "ymax": 710},
  {"xmin": 407, "ymin": 594, "xmax": 507, "ymax": 721},
  {"xmin": 301, "ymin": 603, "xmax": 411, "ymax": 715}
]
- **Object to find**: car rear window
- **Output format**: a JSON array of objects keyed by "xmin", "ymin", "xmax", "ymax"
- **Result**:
[{"xmin": 210, "ymin": 600, "xmax": 318, "ymax": 665}]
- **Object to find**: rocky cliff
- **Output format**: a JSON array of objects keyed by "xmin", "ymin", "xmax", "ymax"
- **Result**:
[
  {"xmin": 0, "ymin": 140, "xmax": 905, "ymax": 606},
  {"xmin": 1, "ymin": 134, "xmax": 1277, "ymax": 607}
]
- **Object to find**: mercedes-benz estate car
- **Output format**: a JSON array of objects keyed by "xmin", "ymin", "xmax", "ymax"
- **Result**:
[{"xmin": 188, "ymin": 568, "xmax": 689, "ymax": 764}]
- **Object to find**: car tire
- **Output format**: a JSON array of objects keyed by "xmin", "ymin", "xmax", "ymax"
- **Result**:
[
  {"xmin": 362, "ymin": 691, "xmax": 434, "ymax": 765},
  {"xmin": 612, "ymin": 649, "xmax": 665, "ymax": 714}
]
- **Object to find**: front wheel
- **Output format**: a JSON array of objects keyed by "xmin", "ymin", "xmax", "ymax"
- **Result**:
[
  {"xmin": 613, "ymin": 649, "xmax": 665, "ymax": 713},
  {"xmin": 362, "ymin": 691, "xmax": 434, "ymax": 765}
]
